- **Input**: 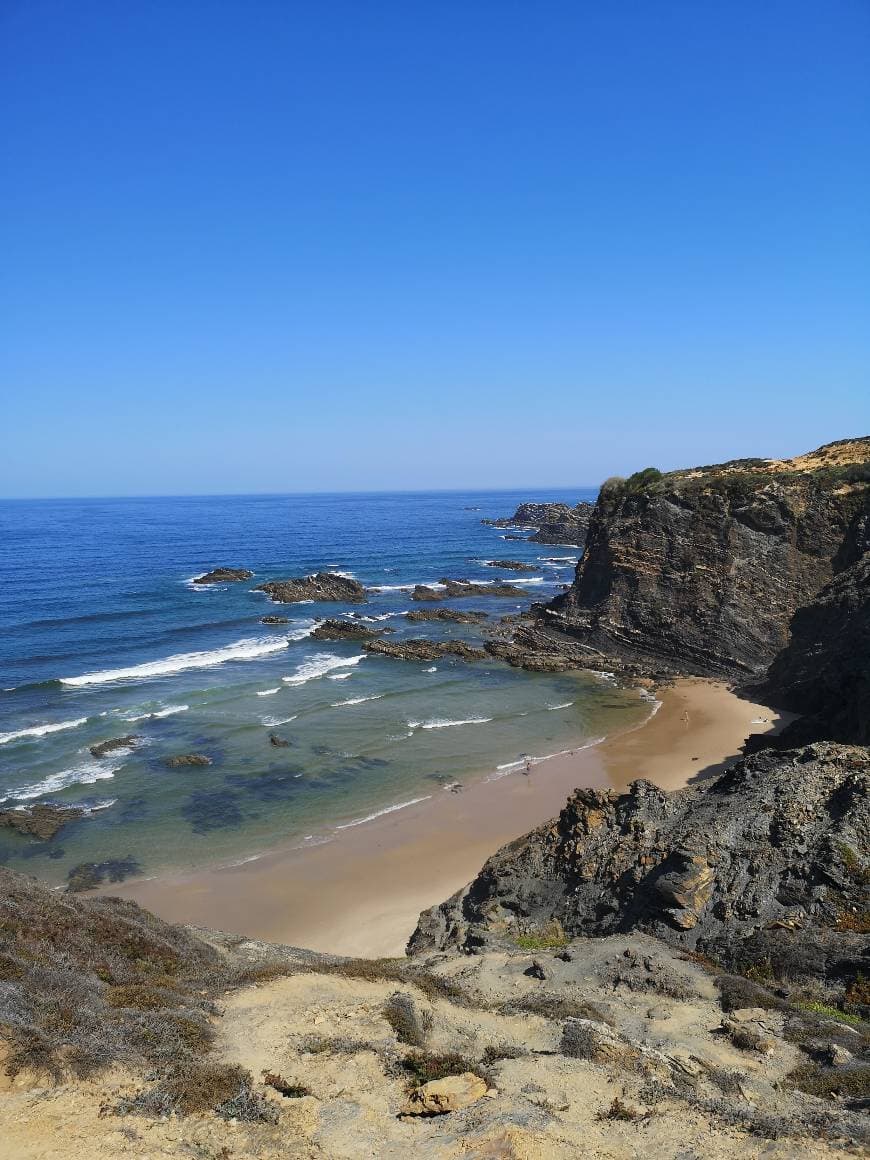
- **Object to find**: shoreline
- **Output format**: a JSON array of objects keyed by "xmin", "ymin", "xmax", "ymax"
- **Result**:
[{"xmin": 107, "ymin": 678, "xmax": 791, "ymax": 957}]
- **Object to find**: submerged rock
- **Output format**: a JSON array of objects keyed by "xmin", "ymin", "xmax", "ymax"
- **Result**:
[
  {"xmin": 164, "ymin": 754, "xmax": 213, "ymax": 768},
  {"xmin": 256, "ymin": 572, "xmax": 367, "ymax": 604},
  {"xmin": 260, "ymin": 615, "xmax": 289, "ymax": 624},
  {"xmin": 89, "ymin": 735, "xmax": 139, "ymax": 758},
  {"xmin": 363, "ymin": 638, "xmax": 487, "ymax": 662},
  {"xmin": 269, "ymin": 733, "xmax": 291, "ymax": 748},
  {"xmin": 192, "ymin": 568, "xmax": 253, "ymax": 584},
  {"xmin": 66, "ymin": 856, "xmax": 141, "ymax": 892},
  {"xmin": 0, "ymin": 803, "xmax": 86, "ymax": 841}
]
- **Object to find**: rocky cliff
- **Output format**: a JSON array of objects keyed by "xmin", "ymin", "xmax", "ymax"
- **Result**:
[
  {"xmin": 411, "ymin": 742, "xmax": 870, "ymax": 991},
  {"xmin": 548, "ymin": 439, "xmax": 870, "ymax": 679},
  {"xmin": 482, "ymin": 501, "xmax": 594, "ymax": 545}
]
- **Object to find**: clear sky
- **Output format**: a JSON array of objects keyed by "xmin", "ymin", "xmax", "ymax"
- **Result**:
[{"xmin": 1, "ymin": 1, "xmax": 868, "ymax": 497}]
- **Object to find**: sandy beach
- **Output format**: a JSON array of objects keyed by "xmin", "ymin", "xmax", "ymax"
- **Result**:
[{"xmin": 109, "ymin": 678, "xmax": 791, "ymax": 957}]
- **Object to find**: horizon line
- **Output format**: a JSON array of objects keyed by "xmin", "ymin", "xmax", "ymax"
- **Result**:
[{"xmin": 0, "ymin": 483, "xmax": 601, "ymax": 503}]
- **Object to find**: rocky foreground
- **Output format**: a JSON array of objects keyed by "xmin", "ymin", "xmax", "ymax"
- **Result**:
[{"xmin": 0, "ymin": 864, "xmax": 866, "ymax": 1158}]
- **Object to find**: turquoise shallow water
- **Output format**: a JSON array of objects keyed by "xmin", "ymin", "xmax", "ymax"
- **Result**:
[{"xmin": 0, "ymin": 490, "xmax": 648, "ymax": 884}]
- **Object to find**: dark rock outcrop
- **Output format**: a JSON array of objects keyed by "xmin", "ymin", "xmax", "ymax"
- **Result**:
[
  {"xmin": 0, "ymin": 803, "xmax": 86, "ymax": 840},
  {"xmin": 411, "ymin": 578, "xmax": 527, "ymax": 600},
  {"xmin": 193, "ymin": 568, "xmax": 253, "ymax": 584},
  {"xmin": 484, "ymin": 560, "xmax": 538, "ymax": 572},
  {"xmin": 310, "ymin": 618, "xmax": 387, "ymax": 641},
  {"xmin": 547, "ymin": 439, "xmax": 870, "ymax": 679},
  {"xmin": 261, "ymin": 615, "xmax": 289, "ymax": 624},
  {"xmin": 405, "ymin": 608, "xmax": 488, "ymax": 624},
  {"xmin": 164, "ymin": 754, "xmax": 213, "ymax": 768},
  {"xmin": 483, "ymin": 502, "xmax": 594, "ymax": 546},
  {"xmin": 410, "ymin": 742, "xmax": 870, "ymax": 988},
  {"xmin": 89, "ymin": 735, "xmax": 139, "ymax": 758},
  {"xmin": 256, "ymin": 572, "xmax": 367, "ymax": 604},
  {"xmin": 363, "ymin": 638, "xmax": 487, "ymax": 662}
]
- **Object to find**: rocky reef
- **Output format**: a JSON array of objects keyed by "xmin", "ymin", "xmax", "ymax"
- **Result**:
[
  {"xmin": 412, "ymin": 578, "xmax": 527, "ymax": 601},
  {"xmin": 255, "ymin": 572, "xmax": 367, "ymax": 604},
  {"xmin": 411, "ymin": 742, "xmax": 869, "ymax": 990},
  {"xmin": 484, "ymin": 559, "xmax": 538, "ymax": 572},
  {"xmin": 405, "ymin": 607, "xmax": 488, "ymax": 623},
  {"xmin": 192, "ymin": 567, "xmax": 253, "ymax": 584},
  {"xmin": 0, "ymin": 803, "xmax": 86, "ymax": 841},
  {"xmin": 483, "ymin": 501, "xmax": 594, "ymax": 545},
  {"xmin": 363, "ymin": 637, "xmax": 487, "ymax": 662}
]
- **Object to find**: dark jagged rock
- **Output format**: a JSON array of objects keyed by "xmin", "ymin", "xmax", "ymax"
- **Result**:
[
  {"xmin": 482, "ymin": 502, "xmax": 594, "ymax": 546},
  {"xmin": 409, "ymin": 742, "xmax": 870, "ymax": 990},
  {"xmin": 363, "ymin": 638, "xmax": 487, "ymax": 662},
  {"xmin": 405, "ymin": 608, "xmax": 488, "ymax": 624},
  {"xmin": 484, "ymin": 559, "xmax": 538, "ymax": 572},
  {"xmin": 754, "ymin": 550, "xmax": 870, "ymax": 746},
  {"xmin": 269, "ymin": 732, "xmax": 291, "ymax": 747},
  {"xmin": 410, "ymin": 585, "xmax": 444, "ymax": 601},
  {"xmin": 256, "ymin": 572, "xmax": 367, "ymax": 604},
  {"xmin": 546, "ymin": 439, "xmax": 870, "ymax": 679},
  {"xmin": 164, "ymin": 754, "xmax": 213, "ymax": 768},
  {"xmin": 192, "ymin": 568, "xmax": 253, "ymax": 584},
  {"xmin": 310, "ymin": 618, "xmax": 391, "ymax": 641},
  {"xmin": 0, "ymin": 803, "xmax": 86, "ymax": 841},
  {"xmin": 261, "ymin": 615, "xmax": 289, "ymax": 624},
  {"xmin": 89, "ymin": 735, "xmax": 139, "ymax": 758},
  {"xmin": 436, "ymin": 578, "xmax": 527, "ymax": 598}
]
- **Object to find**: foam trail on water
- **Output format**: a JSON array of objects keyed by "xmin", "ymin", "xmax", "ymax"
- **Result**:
[
  {"xmin": 283, "ymin": 653, "xmax": 366, "ymax": 685},
  {"xmin": 0, "ymin": 717, "xmax": 89, "ymax": 746},
  {"xmin": 0, "ymin": 757, "xmax": 125, "ymax": 803},
  {"xmin": 335, "ymin": 795, "xmax": 431, "ymax": 831},
  {"xmin": 61, "ymin": 631, "xmax": 312, "ymax": 687},
  {"xmin": 123, "ymin": 704, "xmax": 189, "ymax": 722},
  {"xmin": 547, "ymin": 701, "xmax": 574, "ymax": 710},
  {"xmin": 408, "ymin": 716, "xmax": 492, "ymax": 730},
  {"xmin": 331, "ymin": 695, "xmax": 383, "ymax": 707},
  {"xmin": 256, "ymin": 688, "xmax": 280, "ymax": 696},
  {"xmin": 260, "ymin": 715, "xmax": 297, "ymax": 727}
]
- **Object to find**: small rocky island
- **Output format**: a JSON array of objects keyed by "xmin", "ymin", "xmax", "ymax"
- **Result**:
[
  {"xmin": 411, "ymin": 578, "xmax": 526, "ymax": 600},
  {"xmin": 483, "ymin": 500, "xmax": 594, "ymax": 545},
  {"xmin": 192, "ymin": 567, "xmax": 254, "ymax": 584},
  {"xmin": 255, "ymin": 572, "xmax": 367, "ymax": 604},
  {"xmin": 310, "ymin": 618, "xmax": 390, "ymax": 641}
]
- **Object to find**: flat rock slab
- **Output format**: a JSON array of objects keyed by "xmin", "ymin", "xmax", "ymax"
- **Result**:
[{"xmin": 403, "ymin": 1072, "xmax": 489, "ymax": 1116}]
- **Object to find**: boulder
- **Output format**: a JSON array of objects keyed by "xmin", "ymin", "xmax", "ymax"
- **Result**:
[
  {"xmin": 311, "ymin": 618, "xmax": 383, "ymax": 641},
  {"xmin": 403, "ymin": 1072, "xmax": 488, "ymax": 1116}
]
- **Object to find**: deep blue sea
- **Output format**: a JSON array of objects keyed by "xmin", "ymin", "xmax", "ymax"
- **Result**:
[{"xmin": 0, "ymin": 489, "xmax": 648, "ymax": 885}]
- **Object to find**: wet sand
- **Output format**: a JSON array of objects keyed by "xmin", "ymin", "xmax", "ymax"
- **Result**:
[{"xmin": 110, "ymin": 679, "xmax": 790, "ymax": 958}]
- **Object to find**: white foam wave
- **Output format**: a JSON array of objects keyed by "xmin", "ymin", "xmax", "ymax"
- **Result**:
[
  {"xmin": 331, "ymin": 695, "xmax": 383, "ymax": 707},
  {"xmin": 1, "ymin": 757, "xmax": 124, "ymax": 803},
  {"xmin": 256, "ymin": 688, "xmax": 280, "ymax": 696},
  {"xmin": 61, "ymin": 632, "xmax": 311, "ymax": 687},
  {"xmin": 283, "ymin": 653, "xmax": 366, "ymax": 685},
  {"xmin": 123, "ymin": 703, "xmax": 189, "ymax": 722},
  {"xmin": 352, "ymin": 611, "xmax": 407, "ymax": 622},
  {"xmin": 260, "ymin": 714, "xmax": 298, "ymax": 727},
  {"xmin": 547, "ymin": 701, "xmax": 574, "ymax": 710},
  {"xmin": 335, "ymin": 795, "xmax": 431, "ymax": 831},
  {"xmin": 0, "ymin": 717, "xmax": 89, "ymax": 746},
  {"xmin": 487, "ymin": 737, "xmax": 605, "ymax": 781},
  {"xmin": 327, "ymin": 672, "xmax": 353, "ymax": 680},
  {"xmin": 510, "ymin": 577, "xmax": 546, "ymax": 585},
  {"xmin": 423, "ymin": 666, "xmax": 437, "ymax": 673},
  {"xmin": 408, "ymin": 716, "xmax": 492, "ymax": 730},
  {"xmin": 538, "ymin": 556, "xmax": 577, "ymax": 562}
]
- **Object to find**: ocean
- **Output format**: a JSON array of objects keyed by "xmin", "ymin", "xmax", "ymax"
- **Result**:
[{"xmin": 0, "ymin": 489, "xmax": 650, "ymax": 885}]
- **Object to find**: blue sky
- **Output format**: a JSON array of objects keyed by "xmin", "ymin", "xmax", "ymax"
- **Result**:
[{"xmin": 1, "ymin": 1, "xmax": 868, "ymax": 497}]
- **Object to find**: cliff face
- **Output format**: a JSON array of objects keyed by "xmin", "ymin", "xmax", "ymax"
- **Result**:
[
  {"xmin": 410, "ymin": 742, "xmax": 870, "ymax": 988},
  {"xmin": 550, "ymin": 439, "xmax": 870, "ymax": 678},
  {"xmin": 758, "ymin": 550, "xmax": 870, "ymax": 746}
]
